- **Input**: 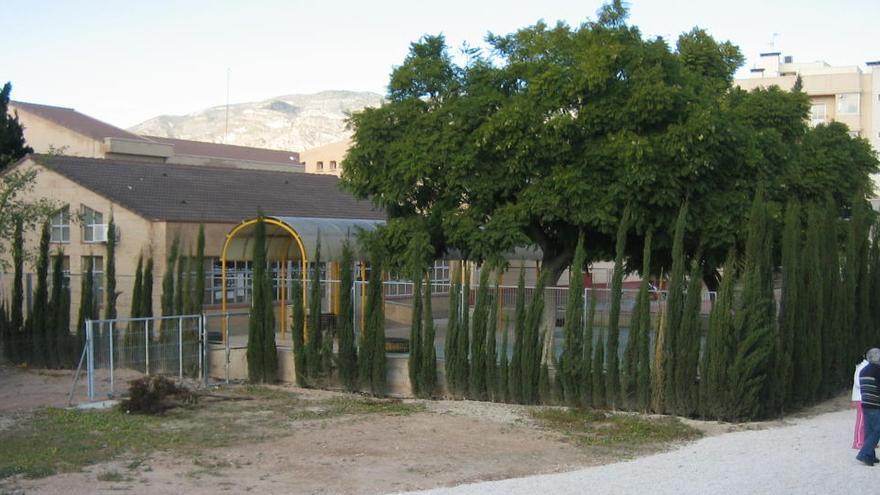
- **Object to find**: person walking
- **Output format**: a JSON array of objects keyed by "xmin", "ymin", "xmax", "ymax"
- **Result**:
[
  {"xmin": 856, "ymin": 348, "xmax": 880, "ymax": 466},
  {"xmin": 854, "ymin": 354, "xmax": 869, "ymax": 449}
]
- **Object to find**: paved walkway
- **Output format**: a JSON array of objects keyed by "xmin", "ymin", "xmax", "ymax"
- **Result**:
[{"xmin": 400, "ymin": 408, "xmax": 870, "ymax": 495}]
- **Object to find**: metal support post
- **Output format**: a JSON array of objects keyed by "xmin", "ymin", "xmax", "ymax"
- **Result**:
[
  {"xmin": 178, "ymin": 317, "xmax": 184, "ymax": 380},
  {"xmin": 86, "ymin": 320, "xmax": 95, "ymax": 401},
  {"xmin": 109, "ymin": 321, "xmax": 115, "ymax": 396},
  {"xmin": 224, "ymin": 313, "xmax": 230, "ymax": 384},
  {"xmin": 145, "ymin": 319, "xmax": 151, "ymax": 376}
]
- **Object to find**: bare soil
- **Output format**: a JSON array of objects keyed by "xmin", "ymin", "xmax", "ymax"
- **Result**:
[{"xmin": 1, "ymin": 363, "xmax": 842, "ymax": 495}]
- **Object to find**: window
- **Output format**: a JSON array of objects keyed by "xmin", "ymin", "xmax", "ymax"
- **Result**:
[
  {"xmin": 848, "ymin": 130, "xmax": 861, "ymax": 138},
  {"xmin": 81, "ymin": 205, "xmax": 104, "ymax": 243},
  {"xmin": 809, "ymin": 104, "xmax": 826, "ymax": 127},
  {"xmin": 82, "ymin": 255, "xmax": 104, "ymax": 307},
  {"xmin": 330, "ymin": 161, "xmax": 337, "ymax": 170},
  {"xmin": 316, "ymin": 161, "xmax": 324, "ymax": 171},
  {"xmin": 837, "ymin": 93, "xmax": 860, "ymax": 115},
  {"xmin": 50, "ymin": 206, "xmax": 70, "ymax": 243}
]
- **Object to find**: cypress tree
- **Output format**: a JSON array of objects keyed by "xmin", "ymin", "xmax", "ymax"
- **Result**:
[
  {"xmin": 800, "ymin": 205, "xmax": 824, "ymax": 403},
  {"xmin": 366, "ymin": 254, "xmax": 386, "ymax": 396},
  {"xmin": 848, "ymin": 192, "xmax": 872, "ymax": 362},
  {"xmin": 607, "ymin": 209, "xmax": 630, "ymax": 408},
  {"xmin": 291, "ymin": 273, "xmax": 307, "ymax": 387},
  {"xmin": 729, "ymin": 192, "xmax": 775, "ymax": 421},
  {"xmin": 29, "ymin": 221, "xmax": 51, "ymax": 367},
  {"xmin": 174, "ymin": 244, "xmax": 186, "ymax": 316},
  {"xmin": 509, "ymin": 266, "xmax": 526, "ymax": 403},
  {"xmin": 485, "ymin": 282, "xmax": 499, "ymax": 401},
  {"xmin": 142, "ymin": 257, "xmax": 154, "ymax": 319},
  {"xmin": 650, "ymin": 276, "xmax": 668, "ymax": 413},
  {"xmin": 592, "ymin": 315, "xmax": 606, "ymax": 409},
  {"xmin": 246, "ymin": 216, "xmax": 277, "ymax": 383},
  {"xmin": 777, "ymin": 201, "xmax": 801, "ymax": 410},
  {"xmin": 11, "ymin": 219, "xmax": 23, "ymax": 363},
  {"xmin": 359, "ymin": 262, "xmax": 378, "ymax": 392},
  {"xmin": 47, "ymin": 249, "xmax": 67, "ymax": 369},
  {"xmin": 469, "ymin": 268, "xmax": 490, "ymax": 400},
  {"xmin": 580, "ymin": 289, "xmax": 596, "ymax": 408},
  {"xmin": 76, "ymin": 260, "xmax": 97, "ymax": 364},
  {"xmin": 444, "ymin": 267, "xmax": 461, "ymax": 397},
  {"xmin": 337, "ymin": 241, "xmax": 358, "ymax": 392},
  {"xmin": 307, "ymin": 236, "xmax": 324, "ymax": 378},
  {"xmin": 522, "ymin": 272, "xmax": 546, "ymax": 405},
  {"xmin": 560, "ymin": 235, "xmax": 586, "ymax": 407},
  {"xmin": 409, "ymin": 271, "xmax": 423, "ymax": 397},
  {"xmin": 104, "ymin": 217, "xmax": 117, "ymax": 321},
  {"xmin": 193, "ymin": 225, "xmax": 206, "ymax": 314},
  {"xmin": 419, "ymin": 271, "xmax": 437, "ymax": 398},
  {"xmin": 662, "ymin": 204, "xmax": 688, "ymax": 414},
  {"xmin": 624, "ymin": 231, "xmax": 653, "ymax": 411},
  {"xmin": 456, "ymin": 263, "xmax": 470, "ymax": 398},
  {"xmin": 498, "ymin": 317, "xmax": 510, "ymax": 403},
  {"xmin": 869, "ymin": 221, "xmax": 880, "ymax": 347},
  {"xmin": 675, "ymin": 257, "xmax": 703, "ymax": 416},
  {"xmin": 160, "ymin": 237, "xmax": 179, "ymax": 340},
  {"xmin": 701, "ymin": 250, "xmax": 736, "ymax": 418},
  {"xmin": 125, "ymin": 254, "xmax": 144, "ymax": 369}
]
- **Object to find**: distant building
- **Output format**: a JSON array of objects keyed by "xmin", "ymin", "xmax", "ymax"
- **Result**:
[
  {"xmin": 9, "ymin": 101, "xmax": 304, "ymax": 172},
  {"xmin": 300, "ymin": 139, "xmax": 350, "ymax": 176},
  {"xmin": 735, "ymin": 53, "xmax": 880, "ymax": 154}
]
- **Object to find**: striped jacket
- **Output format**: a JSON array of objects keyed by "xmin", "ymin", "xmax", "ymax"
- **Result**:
[{"xmin": 859, "ymin": 363, "xmax": 880, "ymax": 409}]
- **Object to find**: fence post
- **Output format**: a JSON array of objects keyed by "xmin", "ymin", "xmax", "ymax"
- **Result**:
[
  {"xmin": 109, "ymin": 321, "xmax": 115, "ymax": 397},
  {"xmin": 86, "ymin": 320, "xmax": 94, "ymax": 401},
  {"xmin": 224, "ymin": 313, "xmax": 230, "ymax": 384},
  {"xmin": 145, "ymin": 318, "xmax": 150, "ymax": 376},
  {"xmin": 178, "ymin": 317, "xmax": 184, "ymax": 381},
  {"xmin": 199, "ymin": 314, "xmax": 206, "ymax": 386}
]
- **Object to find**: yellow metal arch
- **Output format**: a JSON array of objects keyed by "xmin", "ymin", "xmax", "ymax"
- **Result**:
[{"xmin": 220, "ymin": 217, "xmax": 309, "ymax": 342}]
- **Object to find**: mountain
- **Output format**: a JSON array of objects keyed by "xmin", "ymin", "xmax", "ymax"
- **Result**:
[{"xmin": 128, "ymin": 90, "xmax": 384, "ymax": 152}]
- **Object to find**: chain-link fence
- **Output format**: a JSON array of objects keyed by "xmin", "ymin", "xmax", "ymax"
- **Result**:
[{"xmin": 79, "ymin": 314, "xmax": 205, "ymax": 401}]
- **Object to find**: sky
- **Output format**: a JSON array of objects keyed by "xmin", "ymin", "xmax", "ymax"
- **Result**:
[{"xmin": 4, "ymin": 0, "xmax": 878, "ymax": 128}]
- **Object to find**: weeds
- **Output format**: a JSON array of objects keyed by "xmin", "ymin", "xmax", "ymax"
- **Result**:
[{"xmin": 530, "ymin": 408, "xmax": 701, "ymax": 448}]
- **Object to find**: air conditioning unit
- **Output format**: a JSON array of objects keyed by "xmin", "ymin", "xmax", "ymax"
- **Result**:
[{"xmin": 92, "ymin": 224, "xmax": 109, "ymax": 243}]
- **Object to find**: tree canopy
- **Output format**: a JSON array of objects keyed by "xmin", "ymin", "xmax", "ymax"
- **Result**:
[{"xmin": 342, "ymin": 2, "xmax": 878, "ymax": 283}]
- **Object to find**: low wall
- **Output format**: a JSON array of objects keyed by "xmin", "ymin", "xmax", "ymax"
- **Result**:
[{"xmin": 207, "ymin": 345, "xmax": 442, "ymax": 397}]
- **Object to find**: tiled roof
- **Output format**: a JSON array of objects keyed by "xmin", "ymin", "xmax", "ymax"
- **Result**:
[
  {"xmin": 145, "ymin": 136, "xmax": 301, "ymax": 166},
  {"xmin": 11, "ymin": 101, "xmax": 149, "ymax": 142},
  {"xmin": 32, "ymin": 154, "xmax": 384, "ymax": 223}
]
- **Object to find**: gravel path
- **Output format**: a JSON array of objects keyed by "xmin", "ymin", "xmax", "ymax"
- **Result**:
[{"xmin": 399, "ymin": 408, "xmax": 868, "ymax": 495}]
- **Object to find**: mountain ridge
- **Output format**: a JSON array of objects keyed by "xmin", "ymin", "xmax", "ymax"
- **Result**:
[{"xmin": 129, "ymin": 90, "xmax": 383, "ymax": 152}]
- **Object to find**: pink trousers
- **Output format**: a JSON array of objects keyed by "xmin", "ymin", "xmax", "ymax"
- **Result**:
[{"xmin": 854, "ymin": 401, "xmax": 865, "ymax": 449}]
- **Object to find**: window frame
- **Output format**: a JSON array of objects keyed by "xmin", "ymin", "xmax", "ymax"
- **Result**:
[
  {"xmin": 50, "ymin": 206, "xmax": 71, "ymax": 243},
  {"xmin": 81, "ymin": 205, "xmax": 104, "ymax": 243},
  {"xmin": 836, "ymin": 93, "xmax": 860, "ymax": 115}
]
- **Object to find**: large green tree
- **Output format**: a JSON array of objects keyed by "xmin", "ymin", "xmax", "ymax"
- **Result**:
[
  {"xmin": 0, "ymin": 82, "xmax": 32, "ymax": 169},
  {"xmin": 341, "ymin": 3, "xmax": 876, "ymax": 288}
]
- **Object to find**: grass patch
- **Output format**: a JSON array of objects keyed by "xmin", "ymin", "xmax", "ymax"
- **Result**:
[
  {"xmin": 530, "ymin": 408, "xmax": 701, "ymax": 448},
  {"xmin": 97, "ymin": 470, "xmax": 131, "ymax": 482},
  {"xmin": 0, "ymin": 387, "xmax": 428, "ymax": 480}
]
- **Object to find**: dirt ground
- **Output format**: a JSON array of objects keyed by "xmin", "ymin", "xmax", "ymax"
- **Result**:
[{"xmin": 0, "ymin": 364, "xmax": 851, "ymax": 495}]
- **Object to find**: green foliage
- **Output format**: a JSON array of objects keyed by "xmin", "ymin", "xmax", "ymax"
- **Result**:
[
  {"xmin": 0, "ymin": 82, "xmax": 31, "ymax": 168},
  {"xmin": 76, "ymin": 258, "xmax": 98, "ymax": 364},
  {"xmin": 408, "ymin": 272, "xmax": 423, "ymax": 397},
  {"xmin": 160, "ymin": 237, "xmax": 179, "ymax": 339},
  {"xmin": 509, "ymin": 266, "xmax": 526, "ymax": 403},
  {"xmin": 560, "ymin": 235, "xmax": 586, "ymax": 406},
  {"xmin": 662, "ymin": 205, "xmax": 688, "ymax": 414},
  {"xmin": 592, "ymin": 298, "xmax": 606, "ymax": 409},
  {"xmin": 458, "ymin": 265, "xmax": 471, "ymax": 396},
  {"xmin": 606, "ymin": 210, "xmax": 630, "ymax": 408},
  {"xmin": 27, "ymin": 221, "xmax": 51, "ymax": 367},
  {"xmin": 366, "ymin": 255, "xmax": 386, "ymax": 396},
  {"xmin": 246, "ymin": 216, "xmax": 277, "ymax": 383},
  {"xmin": 306, "ymin": 237, "xmax": 323, "ymax": 378},
  {"xmin": 469, "ymin": 268, "xmax": 491, "ymax": 400},
  {"xmin": 675, "ymin": 258, "xmax": 704, "ymax": 416},
  {"xmin": 193, "ymin": 225, "xmax": 206, "ymax": 313},
  {"xmin": 624, "ymin": 231, "xmax": 653, "ymax": 410},
  {"xmin": 124, "ymin": 254, "xmax": 144, "ymax": 370},
  {"xmin": 728, "ymin": 192, "xmax": 775, "ymax": 421},
  {"xmin": 444, "ymin": 265, "xmax": 462, "ymax": 397},
  {"xmin": 521, "ymin": 272, "xmax": 546, "ymax": 405},
  {"xmin": 498, "ymin": 317, "xmax": 510, "ymax": 403},
  {"xmin": 701, "ymin": 250, "xmax": 736, "ymax": 418},
  {"xmin": 777, "ymin": 201, "xmax": 801, "ymax": 410},
  {"xmin": 581, "ymin": 290, "xmax": 597, "ymax": 408},
  {"xmin": 104, "ymin": 217, "xmax": 117, "ymax": 320},
  {"xmin": 47, "ymin": 249, "xmax": 69, "ymax": 369},
  {"xmin": 174, "ymin": 243, "xmax": 185, "ymax": 317},
  {"xmin": 419, "ymin": 272, "xmax": 437, "ymax": 398},
  {"xmin": 337, "ymin": 242, "xmax": 357, "ymax": 392},
  {"xmin": 291, "ymin": 274, "xmax": 307, "ymax": 387},
  {"xmin": 10, "ymin": 220, "xmax": 24, "ymax": 363},
  {"xmin": 485, "ymin": 283, "xmax": 498, "ymax": 401}
]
